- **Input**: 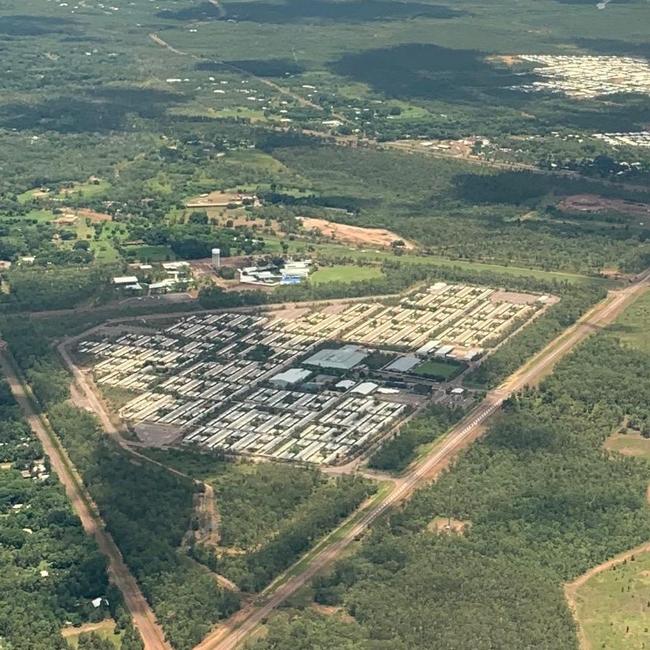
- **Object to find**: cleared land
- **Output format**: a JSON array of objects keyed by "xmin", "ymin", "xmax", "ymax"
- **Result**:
[
  {"xmin": 300, "ymin": 217, "xmax": 415, "ymax": 250},
  {"xmin": 197, "ymin": 269, "xmax": 650, "ymax": 650},
  {"xmin": 573, "ymin": 552, "xmax": 650, "ymax": 650},
  {"xmin": 62, "ymin": 620, "xmax": 121, "ymax": 648},
  {"xmin": 265, "ymin": 237, "xmax": 596, "ymax": 285},
  {"xmin": 558, "ymin": 195, "xmax": 650, "ymax": 220},
  {"xmin": 74, "ymin": 281, "xmax": 545, "ymax": 465},
  {"xmin": 309, "ymin": 264, "xmax": 384, "ymax": 285},
  {"xmin": 608, "ymin": 290, "xmax": 650, "ymax": 353},
  {"xmin": 604, "ymin": 431, "xmax": 650, "ymax": 461}
]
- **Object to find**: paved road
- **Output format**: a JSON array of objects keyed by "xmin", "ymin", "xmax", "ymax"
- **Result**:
[
  {"xmin": 197, "ymin": 271, "xmax": 649, "ymax": 650},
  {"xmin": 0, "ymin": 353, "xmax": 170, "ymax": 650}
]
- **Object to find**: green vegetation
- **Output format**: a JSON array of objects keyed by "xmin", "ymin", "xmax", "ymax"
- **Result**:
[
  {"xmin": 210, "ymin": 474, "xmax": 374, "ymax": 592},
  {"xmin": 570, "ymin": 288, "xmax": 650, "ymax": 650},
  {"xmin": 413, "ymin": 358, "xmax": 464, "ymax": 381},
  {"xmin": 1, "ymin": 320, "xmax": 240, "ymax": 649},
  {"xmin": 608, "ymin": 290, "xmax": 650, "ymax": 353},
  {"xmin": 46, "ymin": 404, "xmax": 240, "ymax": 650},
  {"xmin": 368, "ymin": 404, "xmax": 464, "ymax": 473},
  {"xmin": 64, "ymin": 621, "xmax": 125, "ymax": 650},
  {"xmin": 310, "ymin": 264, "xmax": 384, "ymax": 285},
  {"xmin": 142, "ymin": 447, "xmax": 375, "ymax": 593},
  {"xmin": 0, "ymin": 266, "xmax": 115, "ymax": 312},
  {"xmin": 0, "ymin": 0, "xmax": 648, "ymax": 286},
  {"xmin": 467, "ymin": 282, "xmax": 607, "ymax": 388},
  {"xmin": 574, "ymin": 553, "xmax": 650, "ymax": 650},
  {"xmin": 0, "ymin": 380, "xmax": 113, "ymax": 650},
  {"xmin": 254, "ymin": 312, "xmax": 650, "ymax": 649}
]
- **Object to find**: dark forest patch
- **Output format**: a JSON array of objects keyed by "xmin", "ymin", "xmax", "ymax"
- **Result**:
[
  {"xmin": 453, "ymin": 171, "xmax": 650, "ymax": 206},
  {"xmin": 331, "ymin": 43, "xmax": 536, "ymax": 103},
  {"xmin": 574, "ymin": 37, "xmax": 650, "ymax": 59},
  {"xmin": 159, "ymin": 0, "xmax": 463, "ymax": 23},
  {"xmin": 0, "ymin": 87, "xmax": 187, "ymax": 133},
  {"xmin": 0, "ymin": 14, "xmax": 78, "ymax": 36}
]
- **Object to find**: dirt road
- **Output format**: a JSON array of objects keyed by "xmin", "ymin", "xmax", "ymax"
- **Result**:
[
  {"xmin": 63, "ymin": 343, "xmax": 228, "ymax": 570},
  {"xmin": 0, "ymin": 353, "xmax": 170, "ymax": 650},
  {"xmin": 196, "ymin": 271, "xmax": 649, "ymax": 650},
  {"xmin": 564, "ymin": 536, "xmax": 650, "ymax": 650},
  {"xmin": 147, "ymin": 32, "xmax": 345, "ymax": 121}
]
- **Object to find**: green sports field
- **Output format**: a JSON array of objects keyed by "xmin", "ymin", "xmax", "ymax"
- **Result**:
[{"xmin": 309, "ymin": 264, "xmax": 384, "ymax": 285}]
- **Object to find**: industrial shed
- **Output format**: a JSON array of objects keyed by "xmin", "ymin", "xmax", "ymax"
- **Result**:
[{"xmin": 303, "ymin": 345, "xmax": 369, "ymax": 370}]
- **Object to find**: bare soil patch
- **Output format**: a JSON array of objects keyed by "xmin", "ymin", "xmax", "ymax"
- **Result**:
[
  {"xmin": 61, "ymin": 619, "xmax": 116, "ymax": 639},
  {"xmin": 321, "ymin": 303, "xmax": 349, "ymax": 315},
  {"xmin": 490, "ymin": 290, "xmax": 539, "ymax": 305},
  {"xmin": 427, "ymin": 516, "xmax": 470, "ymax": 536},
  {"xmin": 133, "ymin": 422, "xmax": 183, "ymax": 447},
  {"xmin": 488, "ymin": 54, "xmax": 521, "ymax": 67},
  {"xmin": 186, "ymin": 191, "xmax": 258, "ymax": 208},
  {"xmin": 311, "ymin": 603, "xmax": 356, "ymax": 623},
  {"xmin": 300, "ymin": 217, "xmax": 414, "ymax": 250},
  {"xmin": 76, "ymin": 208, "xmax": 112, "ymax": 222},
  {"xmin": 604, "ymin": 431, "xmax": 650, "ymax": 460},
  {"xmin": 558, "ymin": 194, "xmax": 650, "ymax": 219}
]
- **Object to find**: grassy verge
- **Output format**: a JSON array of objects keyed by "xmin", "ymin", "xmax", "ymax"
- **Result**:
[
  {"xmin": 574, "ymin": 552, "xmax": 650, "ymax": 650},
  {"xmin": 310, "ymin": 264, "xmax": 384, "ymax": 285},
  {"xmin": 265, "ymin": 237, "xmax": 598, "ymax": 286},
  {"xmin": 261, "ymin": 480, "xmax": 394, "ymax": 595},
  {"xmin": 607, "ymin": 290, "xmax": 650, "ymax": 353}
]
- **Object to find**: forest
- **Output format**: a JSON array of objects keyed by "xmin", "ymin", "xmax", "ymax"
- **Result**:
[
  {"xmin": 251, "ymin": 303, "xmax": 650, "ymax": 649},
  {"xmin": 46, "ymin": 403, "xmax": 240, "ymax": 650},
  {"xmin": 1, "ymin": 316, "xmax": 380, "ymax": 646},
  {"xmin": 0, "ymin": 379, "xmax": 115, "ymax": 649},
  {"xmin": 143, "ymin": 447, "xmax": 375, "ymax": 593},
  {"xmin": 0, "ymin": 314, "xmax": 241, "ymax": 649},
  {"xmin": 368, "ymin": 403, "xmax": 464, "ymax": 472}
]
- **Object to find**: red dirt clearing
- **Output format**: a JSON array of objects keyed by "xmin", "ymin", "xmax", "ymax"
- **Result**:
[
  {"xmin": 300, "ymin": 217, "xmax": 415, "ymax": 250},
  {"xmin": 558, "ymin": 194, "xmax": 650, "ymax": 219},
  {"xmin": 76, "ymin": 208, "xmax": 112, "ymax": 222}
]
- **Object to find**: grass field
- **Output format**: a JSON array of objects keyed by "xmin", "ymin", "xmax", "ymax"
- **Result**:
[
  {"xmin": 609, "ymin": 290, "xmax": 650, "ymax": 353},
  {"xmin": 266, "ymin": 236, "xmax": 596, "ymax": 285},
  {"xmin": 62, "ymin": 620, "xmax": 121, "ymax": 648},
  {"xmin": 62, "ymin": 179, "xmax": 111, "ymax": 199},
  {"xmin": 310, "ymin": 264, "xmax": 384, "ymax": 285},
  {"xmin": 605, "ymin": 432, "xmax": 650, "ymax": 461},
  {"xmin": 413, "ymin": 359, "xmax": 464, "ymax": 380},
  {"xmin": 574, "ymin": 553, "xmax": 650, "ymax": 650},
  {"xmin": 24, "ymin": 209, "xmax": 57, "ymax": 223},
  {"xmin": 122, "ymin": 244, "xmax": 175, "ymax": 262}
]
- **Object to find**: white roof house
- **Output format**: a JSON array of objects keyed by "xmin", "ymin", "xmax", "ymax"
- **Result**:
[
  {"xmin": 351, "ymin": 381, "xmax": 378, "ymax": 396},
  {"xmin": 269, "ymin": 368, "xmax": 311, "ymax": 387},
  {"xmin": 162, "ymin": 261, "xmax": 190, "ymax": 271},
  {"xmin": 434, "ymin": 345, "xmax": 455, "ymax": 358},
  {"xmin": 416, "ymin": 340, "xmax": 441, "ymax": 357},
  {"xmin": 112, "ymin": 275, "xmax": 139, "ymax": 285}
]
